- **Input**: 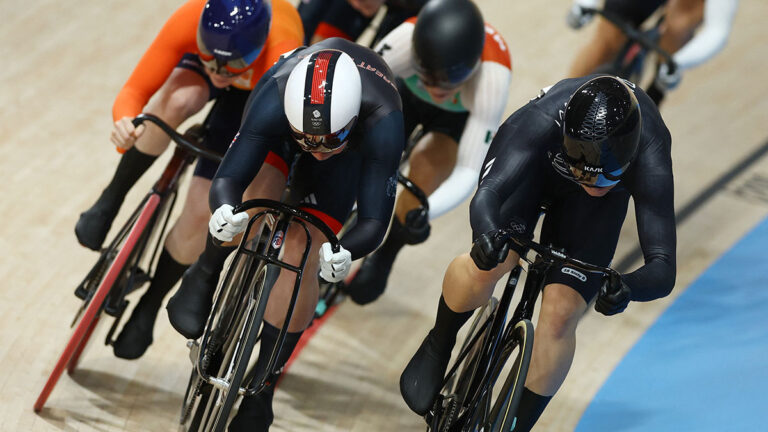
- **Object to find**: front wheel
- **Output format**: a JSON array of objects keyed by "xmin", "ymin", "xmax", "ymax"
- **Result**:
[
  {"xmin": 188, "ymin": 264, "xmax": 276, "ymax": 432},
  {"xmin": 489, "ymin": 319, "xmax": 534, "ymax": 432}
]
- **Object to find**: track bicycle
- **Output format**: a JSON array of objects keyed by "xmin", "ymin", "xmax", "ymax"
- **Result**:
[
  {"xmin": 179, "ymin": 199, "xmax": 342, "ymax": 432},
  {"xmin": 425, "ymin": 206, "xmax": 622, "ymax": 432},
  {"xmin": 569, "ymin": 6, "xmax": 678, "ymax": 105},
  {"xmin": 34, "ymin": 114, "xmax": 222, "ymax": 412}
]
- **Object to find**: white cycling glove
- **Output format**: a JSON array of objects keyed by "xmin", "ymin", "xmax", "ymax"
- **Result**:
[
  {"xmin": 209, "ymin": 204, "xmax": 249, "ymax": 242},
  {"xmin": 318, "ymin": 243, "xmax": 352, "ymax": 283},
  {"xmin": 566, "ymin": 0, "xmax": 601, "ymax": 29},
  {"xmin": 655, "ymin": 62, "xmax": 682, "ymax": 91}
]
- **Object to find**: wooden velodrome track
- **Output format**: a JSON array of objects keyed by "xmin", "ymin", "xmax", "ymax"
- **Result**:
[{"xmin": 2, "ymin": 0, "xmax": 767, "ymax": 430}]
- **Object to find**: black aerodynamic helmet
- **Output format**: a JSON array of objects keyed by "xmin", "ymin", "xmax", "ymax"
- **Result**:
[
  {"xmin": 412, "ymin": 0, "xmax": 485, "ymax": 89},
  {"xmin": 562, "ymin": 76, "xmax": 642, "ymax": 187}
]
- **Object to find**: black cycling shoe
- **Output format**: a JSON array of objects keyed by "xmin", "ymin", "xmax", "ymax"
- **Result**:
[
  {"xmin": 113, "ymin": 306, "xmax": 154, "ymax": 360},
  {"xmin": 347, "ymin": 250, "xmax": 394, "ymax": 305},
  {"xmin": 75, "ymin": 203, "xmax": 118, "ymax": 251},
  {"xmin": 400, "ymin": 330, "xmax": 451, "ymax": 416},
  {"xmin": 228, "ymin": 391, "xmax": 274, "ymax": 432},
  {"xmin": 166, "ymin": 261, "xmax": 218, "ymax": 339}
]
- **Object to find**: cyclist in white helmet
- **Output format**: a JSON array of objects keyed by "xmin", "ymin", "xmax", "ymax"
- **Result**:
[{"xmin": 165, "ymin": 38, "xmax": 405, "ymax": 431}]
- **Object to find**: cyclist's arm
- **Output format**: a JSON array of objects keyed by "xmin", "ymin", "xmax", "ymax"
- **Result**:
[
  {"xmin": 623, "ymin": 136, "xmax": 677, "ymax": 301},
  {"xmin": 112, "ymin": 0, "xmax": 202, "ymax": 121},
  {"xmin": 672, "ymin": 0, "xmax": 739, "ymax": 71},
  {"xmin": 373, "ymin": 19, "xmax": 416, "ymax": 76},
  {"xmin": 342, "ymin": 111, "xmax": 405, "ymax": 259},
  {"xmin": 427, "ymin": 62, "xmax": 511, "ymax": 220},
  {"xmin": 209, "ymin": 80, "xmax": 287, "ymax": 210},
  {"xmin": 469, "ymin": 108, "xmax": 549, "ymax": 237}
]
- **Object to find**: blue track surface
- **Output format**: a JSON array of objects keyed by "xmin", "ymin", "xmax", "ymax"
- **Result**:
[{"xmin": 576, "ymin": 217, "xmax": 768, "ymax": 431}]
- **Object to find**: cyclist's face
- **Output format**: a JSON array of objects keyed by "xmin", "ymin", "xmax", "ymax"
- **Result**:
[
  {"xmin": 580, "ymin": 183, "xmax": 617, "ymax": 197},
  {"xmin": 423, "ymin": 84, "xmax": 460, "ymax": 104}
]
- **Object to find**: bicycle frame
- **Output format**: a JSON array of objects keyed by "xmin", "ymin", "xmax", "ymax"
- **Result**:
[
  {"xmin": 434, "ymin": 210, "xmax": 621, "ymax": 429},
  {"xmin": 190, "ymin": 199, "xmax": 340, "ymax": 400},
  {"xmin": 34, "ymin": 114, "xmax": 220, "ymax": 413}
]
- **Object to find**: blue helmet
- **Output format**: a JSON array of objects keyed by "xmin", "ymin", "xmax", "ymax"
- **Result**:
[{"xmin": 197, "ymin": 0, "xmax": 272, "ymax": 74}]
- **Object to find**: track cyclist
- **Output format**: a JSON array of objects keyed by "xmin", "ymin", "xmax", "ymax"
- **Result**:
[
  {"xmin": 73, "ymin": 0, "xmax": 303, "ymax": 360},
  {"xmin": 568, "ymin": 0, "xmax": 738, "ymax": 100},
  {"xmin": 165, "ymin": 38, "xmax": 405, "ymax": 430},
  {"xmin": 298, "ymin": 0, "xmax": 427, "ymax": 46},
  {"xmin": 400, "ymin": 75, "xmax": 677, "ymax": 431},
  {"xmin": 346, "ymin": 0, "xmax": 512, "ymax": 305}
]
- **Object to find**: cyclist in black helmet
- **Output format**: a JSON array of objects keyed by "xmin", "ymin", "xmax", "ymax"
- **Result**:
[
  {"xmin": 400, "ymin": 75, "xmax": 677, "ymax": 431},
  {"xmin": 346, "ymin": 0, "xmax": 513, "ymax": 305}
]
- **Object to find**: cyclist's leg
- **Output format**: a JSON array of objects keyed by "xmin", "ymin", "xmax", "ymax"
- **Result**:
[
  {"xmin": 166, "ymin": 159, "xmax": 288, "ymax": 339},
  {"xmin": 400, "ymin": 175, "xmax": 542, "ymax": 415},
  {"xmin": 76, "ymin": 57, "xmax": 211, "ymax": 250},
  {"xmin": 510, "ymin": 283, "xmax": 586, "ymax": 431},
  {"xmin": 369, "ymin": 0, "xmax": 426, "ymax": 47},
  {"xmin": 297, "ymin": 0, "xmax": 332, "ymax": 45},
  {"xmin": 568, "ymin": 0, "xmax": 667, "ymax": 77},
  {"xmin": 231, "ymin": 151, "xmax": 358, "ymax": 430},
  {"xmin": 112, "ymin": 177, "xmax": 208, "ymax": 358},
  {"xmin": 512, "ymin": 180, "xmax": 630, "ymax": 432},
  {"xmin": 310, "ymin": 0, "xmax": 373, "ymax": 44},
  {"xmin": 113, "ymin": 86, "xmax": 249, "ymax": 358},
  {"xmin": 349, "ymin": 79, "xmax": 467, "ymax": 305},
  {"xmin": 659, "ymin": 0, "xmax": 704, "ymax": 53}
]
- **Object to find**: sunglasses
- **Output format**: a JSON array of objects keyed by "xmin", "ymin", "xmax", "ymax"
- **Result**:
[
  {"xmin": 291, "ymin": 126, "xmax": 350, "ymax": 153},
  {"xmin": 568, "ymin": 164, "xmax": 623, "ymax": 188},
  {"xmin": 289, "ymin": 120, "xmax": 354, "ymax": 153},
  {"xmin": 198, "ymin": 52, "xmax": 250, "ymax": 78}
]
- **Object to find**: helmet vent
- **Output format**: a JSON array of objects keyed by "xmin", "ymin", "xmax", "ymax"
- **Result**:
[{"xmin": 578, "ymin": 91, "xmax": 608, "ymax": 142}]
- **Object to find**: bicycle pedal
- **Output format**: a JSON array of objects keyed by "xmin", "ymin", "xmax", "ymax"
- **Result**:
[
  {"xmin": 104, "ymin": 298, "xmax": 128, "ymax": 317},
  {"xmin": 73, "ymin": 284, "xmax": 89, "ymax": 300},
  {"xmin": 132, "ymin": 267, "xmax": 152, "ymax": 285}
]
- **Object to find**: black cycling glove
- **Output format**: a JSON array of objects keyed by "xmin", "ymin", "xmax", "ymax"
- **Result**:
[
  {"xmin": 403, "ymin": 208, "xmax": 430, "ymax": 245},
  {"xmin": 595, "ymin": 275, "xmax": 631, "ymax": 316},
  {"xmin": 470, "ymin": 231, "xmax": 510, "ymax": 271}
]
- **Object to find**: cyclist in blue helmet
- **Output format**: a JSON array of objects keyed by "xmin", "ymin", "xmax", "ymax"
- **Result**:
[{"xmin": 74, "ymin": 0, "xmax": 302, "ymax": 361}]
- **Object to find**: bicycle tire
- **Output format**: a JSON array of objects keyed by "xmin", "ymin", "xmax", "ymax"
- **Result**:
[
  {"xmin": 447, "ymin": 297, "xmax": 498, "ymax": 396},
  {"xmin": 490, "ymin": 319, "xmax": 534, "ymax": 432},
  {"xmin": 34, "ymin": 194, "xmax": 161, "ymax": 413},
  {"xmin": 433, "ymin": 297, "xmax": 497, "ymax": 432},
  {"xmin": 197, "ymin": 264, "xmax": 277, "ymax": 432},
  {"xmin": 181, "ymin": 253, "xmax": 256, "ymax": 431}
]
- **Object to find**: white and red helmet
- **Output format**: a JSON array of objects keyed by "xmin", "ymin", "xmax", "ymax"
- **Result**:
[{"xmin": 284, "ymin": 49, "xmax": 362, "ymax": 152}]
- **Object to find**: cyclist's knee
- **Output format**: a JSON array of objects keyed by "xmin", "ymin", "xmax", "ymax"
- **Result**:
[
  {"xmin": 591, "ymin": 18, "xmax": 629, "ymax": 56},
  {"xmin": 149, "ymin": 70, "xmax": 209, "ymax": 123},
  {"xmin": 537, "ymin": 284, "xmax": 587, "ymax": 340},
  {"xmin": 662, "ymin": 5, "xmax": 703, "ymax": 49}
]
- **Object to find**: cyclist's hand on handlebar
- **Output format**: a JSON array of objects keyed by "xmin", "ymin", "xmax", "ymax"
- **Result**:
[
  {"xmin": 470, "ymin": 231, "xmax": 510, "ymax": 271},
  {"xmin": 209, "ymin": 204, "xmax": 249, "ymax": 242},
  {"xmin": 595, "ymin": 275, "xmax": 631, "ymax": 316},
  {"xmin": 655, "ymin": 62, "xmax": 682, "ymax": 91},
  {"xmin": 566, "ymin": 0, "xmax": 598, "ymax": 29},
  {"xmin": 403, "ymin": 208, "xmax": 430, "ymax": 245},
  {"xmin": 111, "ymin": 116, "xmax": 145, "ymax": 152},
  {"xmin": 319, "ymin": 243, "xmax": 352, "ymax": 283}
]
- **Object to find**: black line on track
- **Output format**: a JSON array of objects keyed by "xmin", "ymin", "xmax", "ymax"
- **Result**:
[{"xmin": 615, "ymin": 137, "xmax": 768, "ymax": 273}]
